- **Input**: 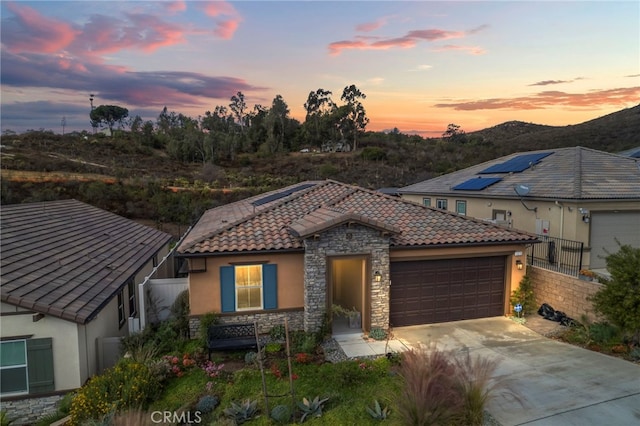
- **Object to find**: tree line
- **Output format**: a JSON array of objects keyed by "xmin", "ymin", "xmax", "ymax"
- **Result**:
[{"xmin": 89, "ymin": 85, "xmax": 371, "ymax": 164}]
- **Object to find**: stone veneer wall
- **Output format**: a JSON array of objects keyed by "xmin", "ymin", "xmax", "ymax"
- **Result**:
[
  {"xmin": 529, "ymin": 266, "xmax": 602, "ymax": 322},
  {"xmin": 303, "ymin": 224, "xmax": 390, "ymax": 332},
  {"xmin": 1, "ymin": 394, "xmax": 64, "ymax": 425},
  {"xmin": 189, "ymin": 310, "xmax": 305, "ymax": 337}
]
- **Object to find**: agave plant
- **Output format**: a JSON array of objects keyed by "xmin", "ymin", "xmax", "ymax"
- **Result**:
[
  {"xmin": 270, "ymin": 404, "xmax": 292, "ymax": 424},
  {"xmin": 366, "ymin": 399, "xmax": 390, "ymax": 420},
  {"xmin": 297, "ymin": 396, "xmax": 329, "ymax": 422},
  {"xmin": 223, "ymin": 399, "xmax": 259, "ymax": 424}
]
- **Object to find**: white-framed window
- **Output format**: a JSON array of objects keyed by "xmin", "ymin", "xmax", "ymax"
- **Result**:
[
  {"xmin": 235, "ymin": 265, "xmax": 263, "ymax": 310},
  {"xmin": 0, "ymin": 340, "xmax": 28, "ymax": 395},
  {"xmin": 422, "ymin": 198, "xmax": 431, "ymax": 207},
  {"xmin": 436, "ymin": 199, "xmax": 448, "ymax": 210},
  {"xmin": 127, "ymin": 279, "xmax": 137, "ymax": 318},
  {"xmin": 117, "ymin": 290, "xmax": 125, "ymax": 327},
  {"xmin": 456, "ymin": 200, "xmax": 467, "ymax": 215}
]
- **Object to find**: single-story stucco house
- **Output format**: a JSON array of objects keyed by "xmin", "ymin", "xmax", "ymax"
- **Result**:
[
  {"xmin": 177, "ymin": 180, "xmax": 538, "ymax": 335},
  {"xmin": 0, "ymin": 200, "xmax": 173, "ymax": 400}
]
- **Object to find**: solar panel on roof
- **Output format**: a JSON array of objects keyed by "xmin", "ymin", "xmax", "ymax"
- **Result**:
[
  {"xmin": 453, "ymin": 177, "xmax": 502, "ymax": 191},
  {"xmin": 251, "ymin": 183, "xmax": 317, "ymax": 206},
  {"xmin": 479, "ymin": 152, "xmax": 553, "ymax": 174}
]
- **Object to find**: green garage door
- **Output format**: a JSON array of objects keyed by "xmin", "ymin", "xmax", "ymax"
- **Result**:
[{"xmin": 390, "ymin": 257, "xmax": 506, "ymax": 327}]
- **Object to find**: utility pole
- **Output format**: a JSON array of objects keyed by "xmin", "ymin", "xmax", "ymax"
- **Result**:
[{"xmin": 89, "ymin": 94, "xmax": 96, "ymax": 134}]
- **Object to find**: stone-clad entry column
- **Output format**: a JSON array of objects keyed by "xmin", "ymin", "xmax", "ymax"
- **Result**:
[{"xmin": 302, "ymin": 223, "xmax": 390, "ymax": 333}]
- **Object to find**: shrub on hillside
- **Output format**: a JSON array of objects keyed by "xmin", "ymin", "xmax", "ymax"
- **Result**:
[
  {"xmin": 69, "ymin": 359, "xmax": 161, "ymax": 425},
  {"xmin": 589, "ymin": 244, "xmax": 640, "ymax": 344}
]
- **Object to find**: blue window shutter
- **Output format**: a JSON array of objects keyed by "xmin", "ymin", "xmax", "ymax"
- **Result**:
[
  {"xmin": 263, "ymin": 264, "xmax": 277, "ymax": 310},
  {"xmin": 220, "ymin": 266, "xmax": 235, "ymax": 312},
  {"xmin": 27, "ymin": 338, "xmax": 54, "ymax": 394}
]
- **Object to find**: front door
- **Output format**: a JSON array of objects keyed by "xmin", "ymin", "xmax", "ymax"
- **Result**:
[{"xmin": 328, "ymin": 256, "xmax": 368, "ymax": 334}]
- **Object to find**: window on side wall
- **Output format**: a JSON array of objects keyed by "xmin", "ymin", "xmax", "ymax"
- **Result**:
[
  {"xmin": 456, "ymin": 200, "xmax": 467, "ymax": 215},
  {"xmin": 117, "ymin": 290, "xmax": 125, "ymax": 327},
  {"xmin": 220, "ymin": 264, "xmax": 278, "ymax": 312},
  {"xmin": 422, "ymin": 198, "xmax": 431, "ymax": 207},
  {"xmin": 0, "ymin": 340, "xmax": 27, "ymax": 395},
  {"xmin": 0, "ymin": 338, "xmax": 54, "ymax": 396},
  {"xmin": 128, "ymin": 279, "xmax": 137, "ymax": 318},
  {"xmin": 436, "ymin": 199, "xmax": 448, "ymax": 210}
]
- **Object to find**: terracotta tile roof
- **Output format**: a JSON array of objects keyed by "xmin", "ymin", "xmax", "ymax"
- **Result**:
[
  {"xmin": 1, "ymin": 200, "xmax": 173, "ymax": 324},
  {"xmin": 178, "ymin": 180, "xmax": 537, "ymax": 255},
  {"xmin": 398, "ymin": 146, "xmax": 640, "ymax": 200}
]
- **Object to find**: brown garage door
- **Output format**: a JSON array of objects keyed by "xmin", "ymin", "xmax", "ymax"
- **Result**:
[{"xmin": 390, "ymin": 256, "xmax": 506, "ymax": 327}]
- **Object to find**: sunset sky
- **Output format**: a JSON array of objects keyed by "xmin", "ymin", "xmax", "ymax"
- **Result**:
[{"xmin": 1, "ymin": 1, "xmax": 638, "ymax": 137}]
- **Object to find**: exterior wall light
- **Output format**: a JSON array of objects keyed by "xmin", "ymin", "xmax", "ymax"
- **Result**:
[
  {"xmin": 516, "ymin": 260, "xmax": 524, "ymax": 270},
  {"xmin": 374, "ymin": 271, "xmax": 382, "ymax": 282}
]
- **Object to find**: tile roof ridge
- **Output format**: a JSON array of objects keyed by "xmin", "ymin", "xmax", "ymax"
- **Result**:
[{"xmin": 182, "ymin": 180, "xmax": 331, "ymax": 252}]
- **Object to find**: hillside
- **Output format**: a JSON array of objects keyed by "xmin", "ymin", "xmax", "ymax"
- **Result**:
[
  {"xmin": 1, "ymin": 104, "xmax": 638, "ymax": 232},
  {"xmin": 467, "ymin": 104, "xmax": 640, "ymax": 153}
]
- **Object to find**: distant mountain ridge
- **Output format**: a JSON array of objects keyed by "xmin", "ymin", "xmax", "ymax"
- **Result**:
[{"xmin": 467, "ymin": 104, "xmax": 640, "ymax": 153}]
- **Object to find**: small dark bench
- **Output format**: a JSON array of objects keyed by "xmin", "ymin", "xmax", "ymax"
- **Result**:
[{"xmin": 207, "ymin": 323, "xmax": 257, "ymax": 359}]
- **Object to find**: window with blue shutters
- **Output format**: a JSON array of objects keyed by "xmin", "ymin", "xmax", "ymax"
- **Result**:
[{"xmin": 221, "ymin": 264, "xmax": 277, "ymax": 312}]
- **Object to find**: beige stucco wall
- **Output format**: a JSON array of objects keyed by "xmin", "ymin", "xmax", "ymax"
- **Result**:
[
  {"xmin": 390, "ymin": 244, "xmax": 529, "ymax": 315},
  {"xmin": 402, "ymin": 194, "xmax": 639, "ymax": 268},
  {"xmin": 188, "ymin": 252, "xmax": 305, "ymax": 315},
  {"xmin": 0, "ymin": 306, "xmax": 82, "ymax": 391}
]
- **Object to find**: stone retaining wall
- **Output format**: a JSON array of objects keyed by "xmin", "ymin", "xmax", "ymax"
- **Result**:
[
  {"xmin": 1, "ymin": 394, "xmax": 64, "ymax": 425},
  {"xmin": 529, "ymin": 266, "xmax": 602, "ymax": 322},
  {"xmin": 189, "ymin": 310, "xmax": 305, "ymax": 338}
]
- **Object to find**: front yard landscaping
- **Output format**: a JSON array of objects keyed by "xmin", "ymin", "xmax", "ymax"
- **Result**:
[{"xmin": 58, "ymin": 310, "xmax": 501, "ymax": 426}]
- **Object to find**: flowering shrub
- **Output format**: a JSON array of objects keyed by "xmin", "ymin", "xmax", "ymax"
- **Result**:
[
  {"xmin": 69, "ymin": 360, "xmax": 160, "ymax": 425},
  {"xmin": 294, "ymin": 352, "xmax": 311, "ymax": 364},
  {"xmin": 201, "ymin": 360, "xmax": 225, "ymax": 378},
  {"xmin": 152, "ymin": 353, "xmax": 199, "ymax": 379}
]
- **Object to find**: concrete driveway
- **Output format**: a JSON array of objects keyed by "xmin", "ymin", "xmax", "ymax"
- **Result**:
[{"xmin": 393, "ymin": 317, "xmax": 640, "ymax": 426}]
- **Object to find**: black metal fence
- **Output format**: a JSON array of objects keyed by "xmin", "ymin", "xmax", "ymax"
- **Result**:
[{"xmin": 528, "ymin": 235, "xmax": 584, "ymax": 277}]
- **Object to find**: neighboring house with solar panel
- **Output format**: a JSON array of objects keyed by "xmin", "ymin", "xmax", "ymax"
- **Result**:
[
  {"xmin": 397, "ymin": 146, "xmax": 640, "ymax": 272},
  {"xmin": 0, "ymin": 200, "xmax": 174, "ymax": 405},
  {"xmin": 177, "ymin": 180, "xmax": 538, "ymax": 337}
]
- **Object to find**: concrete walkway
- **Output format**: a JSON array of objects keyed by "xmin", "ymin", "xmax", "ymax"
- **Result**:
[
  {"xmin": 332, "ymin": 331, "xmax": 409, "ymax": 358},
  {"xmin": 392, "ymin": 317, "xmax": 640, "ymax": 426}
]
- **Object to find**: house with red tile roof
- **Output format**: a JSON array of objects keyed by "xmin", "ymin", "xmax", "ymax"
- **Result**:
[{"xmin": 177, "ymin": 180, "xmax": 538, "ymax": 334}]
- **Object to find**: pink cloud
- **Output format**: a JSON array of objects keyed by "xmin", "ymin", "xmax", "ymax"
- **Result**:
[
  {"xmin": 214, "ymin": 19, "xmax": 241, "ymax": 40},
  {"xmin": 356, "ymin": 19, "xmax": 386, "ymax": 32},
  {"xmin": 76, "ymin": 13, "xmax": 186, "ymax": 55},
  {"xmin": 406, "ymin": 29, "xmax": 464, "ymax": 41},
  {"xmin": 432, "ymin": 45, "xmax": 486, "ymax": 55},
  {"xmin": 164, "ymin": 1, "xmax": 187, "ymax": 14},
  {"xmin": 434, "ymin": 87, "xmax": 640, "ymax": 110},
  {"xmin": 329, "ymin": 26, "xmax": 477, "ymax": 56},
  {"xmin": 201, "ymin": 1, "xmax": 238, "ymax": 17},
  {"xmin": 2, "ymin": 2, "xmax": 78, "ymax": 54},
  {"xmin": 198, "ymin": 1, "xmax": 242, "ymax": 39}
]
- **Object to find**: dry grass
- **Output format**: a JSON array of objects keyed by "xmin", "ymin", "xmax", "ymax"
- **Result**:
[
  {"xmin": 396, "ymin": 344, "xmax": 500, "ymax": 426},
  {"xmin": 396, "ymin": 344, "xmax": 463, "ymax": 426},
  {"xmin": 454, "ymin": 351, "xmax": 499, "ymax": 426}
]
